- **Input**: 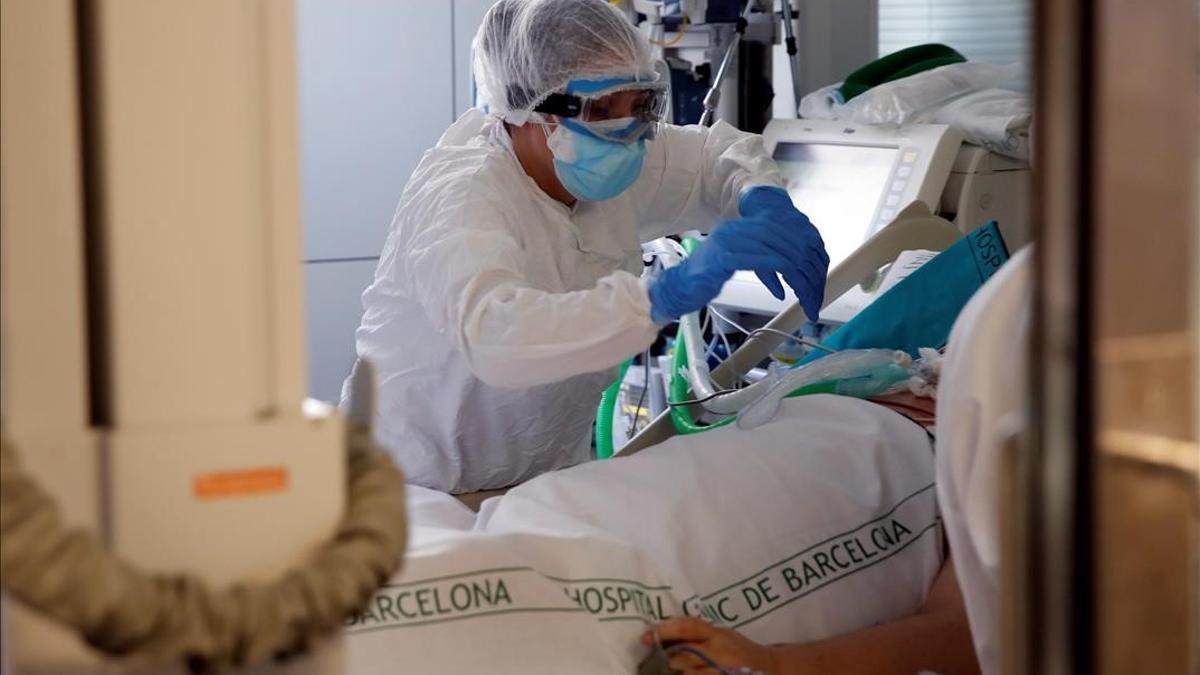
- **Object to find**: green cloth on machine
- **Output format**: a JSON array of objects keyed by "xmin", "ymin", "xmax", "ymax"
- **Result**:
[{"xmin": 837, "ymin": 43, "xmax": 967, "ymax": 103}]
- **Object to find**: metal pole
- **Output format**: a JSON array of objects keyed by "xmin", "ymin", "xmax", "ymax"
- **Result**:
[
  {"xmin": 698, "ymin": 1, "xmax": 756, "ymax": 126},
  {"xmin": 779, "ymin": 0, "xmax": 803, "ymax": 111}
]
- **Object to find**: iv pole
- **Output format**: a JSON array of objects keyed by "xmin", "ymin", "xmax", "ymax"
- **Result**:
[
  {"xmin": 699, "ymin": 1, "xmax": 804, "ymax": 126},
  {"xmin": 779, "ymin": 1, "xmax": 803, "ymax": 109}
]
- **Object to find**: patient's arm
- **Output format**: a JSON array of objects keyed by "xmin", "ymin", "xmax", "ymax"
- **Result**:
[
  {"xmin": 768, "ymin": 558, "xmax": 979, "ymax": 675},
  {"xmin": 645, "ymin": 558, "xmax": 979, "ymax": 675}
]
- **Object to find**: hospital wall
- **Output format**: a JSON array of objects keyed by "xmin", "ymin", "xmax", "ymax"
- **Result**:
[{"xmin": 298, "ymin": 0, "xmax": 494, "ymax": 402}]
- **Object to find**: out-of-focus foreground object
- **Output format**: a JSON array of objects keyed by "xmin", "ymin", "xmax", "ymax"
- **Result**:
[
  {"xmin": 0, "ymin": 418, "xmax": 408, "ymax": 673},
  {"xmin": 0, "ymin": 1, "xmax": 406, "ymax": 673},
  {"xmin": 1008, "ymin": 0, "xmax": 1199, "ymax": 674},
  {"xmin": 1089, "ymin": 0, "xmax": 1199, "ymax": 672}
]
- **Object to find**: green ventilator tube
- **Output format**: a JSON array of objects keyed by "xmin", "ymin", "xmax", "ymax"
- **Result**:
[
  {"xmin": 668, "ymin": 338, "xmax": 736, "ymax": 434},
  {"xmin": 595, "ymin": 358, "xmax": 632, "ymax": 459},
  {"xmin": 668, "ymin": 237, "xmax": 735, "ymax": 434}
]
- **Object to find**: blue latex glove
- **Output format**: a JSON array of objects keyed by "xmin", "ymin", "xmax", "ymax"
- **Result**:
[
  {"xmin": 736, "ymin": 185, "xmax": 829, "ymax": 320},
  {"xmin": 647, "ymin": 186, "xmax": 828, "ymax": 324}
]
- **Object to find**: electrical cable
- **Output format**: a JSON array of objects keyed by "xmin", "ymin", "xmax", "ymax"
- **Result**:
[
  {"xmin": 703, "ymin": 303, "xmax": 754, "ymax": 337},
  {"xmin": 704, "ymin": 336, "xmax": 720, "ymax": 364},
  {"xmin": 750, "ymin": 327, "xmax": 838, "ymax": 354},
  {"xmin": 666, "ymin": 386, "xmax": 740, "ymax": 407},
  {"xmin": 717, "ymin": 323, "xmax": 734, "ymax": 362},
  {"xmin": 707, "ymin": 304, "xmax": 837, "ymax": 355},
  {"xmin": 664, "ymin": 644, "xmax": 748, "ymax": 675}
]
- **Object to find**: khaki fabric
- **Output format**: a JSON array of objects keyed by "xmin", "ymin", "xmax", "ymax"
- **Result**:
[{"xmin": 0, "ymin": 423, "xmax": 407, "ymax": 673}]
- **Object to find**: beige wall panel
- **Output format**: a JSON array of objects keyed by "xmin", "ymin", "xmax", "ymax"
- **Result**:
[
  {"xmin": 0, "ymin": 0, "xmax": 90, "ymax": 435},
  {"xmin": 91, "ymin": 0, "xmax": 306, "ymax": 425}
]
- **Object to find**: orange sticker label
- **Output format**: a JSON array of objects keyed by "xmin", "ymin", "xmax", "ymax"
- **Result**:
[{"xmin": 194, "ymin": 467, "xmax": 288, "ymax": 499}]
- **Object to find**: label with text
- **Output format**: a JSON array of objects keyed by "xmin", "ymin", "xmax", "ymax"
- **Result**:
[
  {"xmin": 346, "ymin": 567, "xmax": 677, "ymax": 634},
  {"xmin": 681, "ymin": 483, "xmax": 940, "ymax": 630}
]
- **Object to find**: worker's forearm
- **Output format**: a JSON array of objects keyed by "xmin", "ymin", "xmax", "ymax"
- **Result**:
[{"xmin": 460, "ymin": 272, "xmax": 658, "ymax": 387}]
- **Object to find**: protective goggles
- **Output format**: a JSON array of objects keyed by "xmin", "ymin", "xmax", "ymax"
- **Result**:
[{"xmin": 534, "ymin": 77, "xmax": 668, "ymax": 143}]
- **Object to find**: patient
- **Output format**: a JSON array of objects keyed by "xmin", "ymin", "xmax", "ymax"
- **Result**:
[{"xmin": 645, "ymin": 247, "xmax": 1032, "ymax": 675}]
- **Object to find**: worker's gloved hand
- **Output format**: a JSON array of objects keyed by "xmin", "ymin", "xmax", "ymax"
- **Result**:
[
  {"xmin": 736, "ymin": 185, "xmax": 829, "ymax": 321},
  {"xmin": 647, "ymin": 186, "xmax": 828, "ymax": 325}
]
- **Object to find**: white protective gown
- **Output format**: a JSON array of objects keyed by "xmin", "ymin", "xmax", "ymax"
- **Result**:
[
  {"xmin": 935, "ymin": 246, "xmax": 1032, "ymax": 675},
  {"xmin": 344, "ymin": 109, "xmax": 782, "ymax": 493}
]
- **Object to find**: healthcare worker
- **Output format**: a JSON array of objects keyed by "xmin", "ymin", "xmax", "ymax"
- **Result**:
[
  {"xmin": 344, "ymin": 0, "xmax": 828, "ymax": 494},
  {"xmin": 932, "ymin": 245, "xmax": 1031, "ymax": 675}
]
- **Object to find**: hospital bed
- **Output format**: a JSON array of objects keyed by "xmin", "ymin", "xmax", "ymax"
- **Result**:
[
  {"xmin": 352, "ymin": 393, "xmax": 945, "ymax": 675},
  {"xmin": 384, "ymin": 123, "xmax": 1028, "ymax": 672},
  {"xmin": 357, "ymin": 223, "xmax": 1027, "ymax": 672}
]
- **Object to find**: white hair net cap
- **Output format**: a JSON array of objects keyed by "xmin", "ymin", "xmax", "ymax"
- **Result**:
[{"xmin": 472, "ymin": 0, "xmax": 658, "ymax": 125}]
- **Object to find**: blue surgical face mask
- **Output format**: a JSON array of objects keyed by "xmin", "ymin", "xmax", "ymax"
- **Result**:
[{"xmin": 545, "ymin": 120, "xmax": 646, "ymax": 202}]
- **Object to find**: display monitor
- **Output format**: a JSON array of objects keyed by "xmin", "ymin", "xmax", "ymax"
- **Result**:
[
  {"xmin": 773, "ymin": 142, "xmax": 898, "ymax": 267},
  {"xmin": 711, "ymin": 119, "xmax": 964, "ymax": 319}
]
